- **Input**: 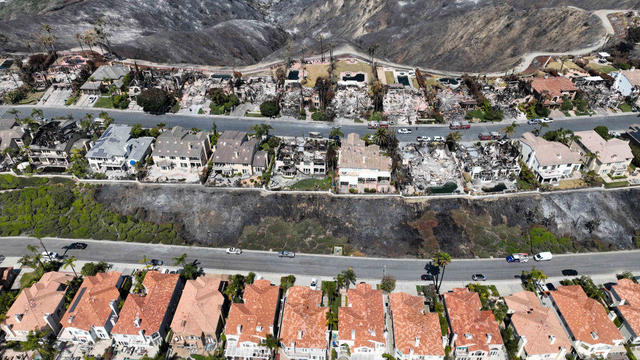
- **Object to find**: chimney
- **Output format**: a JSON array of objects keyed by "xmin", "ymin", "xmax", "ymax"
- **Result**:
[
  {"xmin": 351, "ymin": 329, "xmax": 356, "ymax": 340},
  {"xmin": 237, "ymin": 324, "xmax": 242, "ymax": 334},
  {"xmin": 486, "ymin": 333, "xmax": 492, "ymax": 343},
  {"xmin": 109, "ymin": 300, "xmax": 118, "ymax": 314},
  {"xmin": 549, "ymin": 335, "xmax": 556, "ymax": 344},
  {"xmin": 134, "ymin": 316, "xmax": 141, "ymax": 328},
  {"xmin": 3, "ymin": 324, "xmax": 15, "ymax": 338},
  {"xmin": 13, "ymin": 313, "xmax": 22, "ymax": 323},
  {"xmin": 68, "ymin": 315, "xmax": 74, "ymax": 324},
  {"xmin": 415, "ymin": 336, "xmax": 420, "ymax": 346},
  {"xmin": 298, "ymin": 330, "xmax": 303, "ymax": 340}
]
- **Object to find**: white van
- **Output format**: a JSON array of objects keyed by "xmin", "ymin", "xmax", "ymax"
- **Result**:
[{"xmin": 534, "ymin": 252, "xmax": 553, "ymax": 261}]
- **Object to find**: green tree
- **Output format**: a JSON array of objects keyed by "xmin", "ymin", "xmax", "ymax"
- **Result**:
[
  {"xmin": 173, "ymin": 253, "xmax": 187, "ymax": 267},
  {"xmin": 432, "ymin": 251, "xmax": 452, "ymax": 294},
  {"xmin": 594, "ymin": 126, "xmax": 611, "ymax": 140},
  {"xmin": 137, "ymin": 88, "xmax": 173, "ymax": 114},
  {"xmin": 330, "ymin": 128, "xmax": 344, "ymax": 139},
  {"xmin": 250, "ymin": 124, "xmax": 273, "ymax": 139},
  {"xmin": 260, "ymin": 334, "xmax": 279, "ymax": 350},
  {"xmin": 502, "ymin": 122, "xmax": 518, "ymax": 138},
  {"xmin": 379, "ymin": 275, "xmax": 396, "ymax": 293},
  {"xmin": 260, "ymin": 100, "xmax": 279, "ymax": 117},
  {"xmin": 130, "ymin": 124, "xmax": 147, "ymax": 138},
  {"xmin": 336, "ymin": 267, "xmax": 356, "ymax": 290},
  {"xmin": 81, "ymin": 261, "xmax": 109, "ymax": 276},
  {"xmin": 246, "ymin": 272, "xmax": 256, "ymax": 285},
  {"xmin": 445, "ymin": 131, "xmax": 462, "ymax": 151}
]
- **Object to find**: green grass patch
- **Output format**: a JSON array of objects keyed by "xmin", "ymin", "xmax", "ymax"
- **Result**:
[
  {"xmin": 562, "ymin": 111, "xmax": 571, "ymax": 117},
  {"xmin": 245, "ymin": 112, "xmax": 264, "ymax": 118},
  {"xmin": 19, "ymin": 271, "xmax": 40, "ymax": 289},
  {"xmin": 288, "ymin": 177, "xmax": 331, "ymax": 191},
  {"xmin": 619, "ymin": 103, "xmax": 633, "ymax": 112},
  {"xmin": 0, "ymin": 174, "xmax": 73, "ymax": 190},
  {"xmin": 384, "ymin": 71, "xmax": 395, "ymax": 84},
  {"xmin": 604, "ymin": 180, "xmax": 629, "ymax": 188},
  {"xmin": 93, "ymin": 96, "xmax": 115, "ymax": 109},
  {"xmin": 586, "ymin": 63, "xmax": 618, "ymax": 74}
]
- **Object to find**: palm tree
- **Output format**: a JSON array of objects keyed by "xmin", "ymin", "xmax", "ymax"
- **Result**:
[
  {"xmin": 260, "ymin": 334, "xmax": 279, "ymax": 351},
  {"xmin": 502, "ymin": 122, "xmax": 518, "ymax": 138},
  {"xmin": 63, "ymin": 256, "xmax": 78, "ymax": 277},
  {"xmin": 7, "ymin": 108, "xmax": 20, "ymax": 121},
  {"xmin": 75, "ymin": 33, "xmax": 85, "ymax": 53},
  {"xmin": 250, "ymin": 124, "xmax": 273, "ymax": 138},
  {"xmin": 367, "ymin": 44, "xmax": 379, "ymax": 71},
  {"xmin": 140, "ymin": 255, "xmax": 152, "ymax": 269},
  {"xmin": 325, "ymin": 311, "xmax": 338, "ymax": 329},
  {"xmin": 373, "ymin": 127, "xmax": 390, "ymax": 149},
  {"xmin": 31, "ymin": 108, "xmax": 44, "ymax": 120},
  {"xmin": 329, "ymin": 128, "xmax": 344, "ymax": 139},
  {"xmin": 173, "ymin": 253, "xmax": 187, "ymax": 267},
  {"xmin": 316, "ymin": 34, "xmax": 325, "ymax": 62},
  {"xmin": 432, "ymin": 251, "xmax": 452, "ymax": 294},
  {"xmin": 336, "ymin": 267, "xmax": 356, "ymax": 290}
]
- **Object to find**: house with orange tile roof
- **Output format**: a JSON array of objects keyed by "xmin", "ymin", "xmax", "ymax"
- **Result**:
[
  {"xmin": 111, "ymin": 271, "xmax": 182, "ymax": 350},
  {"xmin": 170, "ymin": 276, "xmax": 227, "ymax": 355},
  {"xmin": 529, "ymin": 76, "xmax": 578, "ymax": 106},
  {"xmin": 503, "ymin": 291, "xmax": 571, "ymax": 360},
  {"xmin": 58, "ymin": 271, "xmax": 125, "ymax": 344},
  {"xmin": 2, "ymin": 271, "xmax": 75, "ymax": 341},
  {"xmin": 389, "ymin": 292, "xmax": 445, "ymax": 360},
  {"xmin": 224, "ymin": 279, "xmax": 281, "ymax": 360},
  {"xmin": 608, "ymin": 278, "xmax": 640, "ymax": 345},
  {"xmin": 548, "ymin": 285, "xmax": 624, "ymax": 358},
  {"xmin": 336, "ymin": 283, "xmax": 387, "ymax": 360},
  {"xmin": 280, "ymin": 286, "xmax": 329, "ymax": 360},
  {"xmin": 443, "ymin": 288, "xmax": 505, "ymax": 360}
]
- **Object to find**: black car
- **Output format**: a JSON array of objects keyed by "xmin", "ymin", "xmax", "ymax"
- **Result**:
[
  {"xmin": 421, "ymin": 274, "xmax": 434, "ymax": 281},
  {"xmin": 64, "ymin": 242, "xmax": 88, "ymax": 250},
  {"xmin": 561, "ymin": 269, "xmax": 578, "ymax": 276},
  {"xmin": 150, "ymin": 259, "xmax": 163, "ymax": 266}
]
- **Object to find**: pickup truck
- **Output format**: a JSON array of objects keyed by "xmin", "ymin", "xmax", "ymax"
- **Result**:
[
  {"xmin": 478, "ymin": 132, "xmax": 493, "ymax": 140},
  {"xmin": 449, "ymin": 122, "xmax": 471, "ymax": 130},
  {"xmin": 506, "ymin": 253, "xmax": 529, "ymax": 263}
]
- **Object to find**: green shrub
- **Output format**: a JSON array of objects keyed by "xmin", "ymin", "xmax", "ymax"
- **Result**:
[{"xmin": 429, "ymin": 182, "xmax": 457, "ymax": 194}]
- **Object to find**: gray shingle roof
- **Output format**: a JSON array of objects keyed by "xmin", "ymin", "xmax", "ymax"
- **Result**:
[
  {"xmin": 212, "ymin": 131, "xmax": 258, "ymax": 165},
  {"xmin": 91, "ymin": 65, "xmax": 129, "ymax": 81},
  {"xmin": 87, "ymin": 124, "xmax": 152, "ymax": 164},
  {"xmin": 153, "ymin": 126, "xmax": 207, "ymax": 158}
]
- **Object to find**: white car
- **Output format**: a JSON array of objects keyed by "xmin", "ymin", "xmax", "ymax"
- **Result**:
[
  {"xmin": 534, "ymin": 252, "xmax": 553, "ymax": 261},
  {"xmin": 433, "ymin": 136, "xmax": 445, "ymax": 142},
  {"xmin": 41, "ymin": 251, "xmax": 58, "ymax": 260},
  {"xmin": 310, "ymin": 278, "xmax": 318, "ymax": 290},
  {"xmin": 226, "ymin": 247, "xmax": 242, "ymax": 255},
  {"xmin": 397, "ymin": 128, "xmax": 412, "ymax": 134},
  {"xmin": 416, "ymin": 136, "xmax": 431, "ymax": 142},
  {"xmin": 539, "ymin": 118, "xmax": 554, "ymax": 124}
]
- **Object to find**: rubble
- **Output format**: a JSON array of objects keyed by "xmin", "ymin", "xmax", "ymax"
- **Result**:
[
  {"xmin": 331, "ymin": 85, "xmax": 372, "ymax": 120},
  {"xmin": 400, "ymin": 142, "xmax": 461, "ymax": 194},
  {"xmin": 455, "ymin": 141, "xmax": 521, "ymax": 191}
]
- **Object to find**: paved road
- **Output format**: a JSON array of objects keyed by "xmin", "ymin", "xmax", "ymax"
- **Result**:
[
  {"xmin": 2, "ymin": 105, "xmax": 640, "ymax": 142},
  {"xmin": 2, "ymin": 237, "xmax": 639, "ymax": 282}
]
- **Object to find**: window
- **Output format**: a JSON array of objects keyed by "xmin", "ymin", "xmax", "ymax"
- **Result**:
[{"xmin": 181, "ymin": 163, "xmax": 188, "ymax": 168}]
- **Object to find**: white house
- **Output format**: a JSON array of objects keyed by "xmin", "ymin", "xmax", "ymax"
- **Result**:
[
  {"xmin": 338, "ymin": 133, "xmax": 393, "ymax": 193},
  {"xmin": 86, "ymin": 124, "xmax": 153, "ymax": 172},
  {"xmin": 611, "ymin": 70, "xmax": 640, "ymax": 97},
  {"xmin": 518, "ymin": 132, "xmax": 581, "ymax": 184}
]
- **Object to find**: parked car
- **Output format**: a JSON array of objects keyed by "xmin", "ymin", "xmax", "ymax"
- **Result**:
[
  {"xmin": 278, "ymin": 250, "xmax": 296, "ymax": 258},
  {"xmin": 449, "ymin": 122, "xmax": 471, "ymax": 130},
  {"xmin": 421, "ymin": 274, "xmax": 434, "ymax": 281},
  {"xmin": 478, "ymin": 132, "xmax": 492, "ymax": 140},
  {"xmin": 397, "ymin": 128, "xmax": 412, "ymax": 134},
  {"xmin": 416, "ymin": 136, "xmax": 431, "ymax": 142},
  {"xmin": 226, "ymin": 247, "xmax": 242, "ymax": 255},
  {"xmin": 527, "ymin": 119, "xmax": 541, "ymax": 125},
  {"xmin": 433, "ymin": 136, "xmax": 445, "ymax": 142},
  {"xmin": 64, "ymin": 242, "xmax": 87, "ymax": 250},
  {"xmin": 472, "ymin": 274, "xmax": 487, "ymax": 281},
  {"xmin": 506, "ymin": 253, "xmax": 529, "ymax": 263},
  {"xmin": 41, "ymin": 251, "xmax": 58, "ymax": 260},
  {"xmin": 368, "ymin": 122, "xmax": 379, "ymax": 129},
  {"xmin": 490, "ymin": 132, "xmax": 504, "ymax": 140},
  {"xmin": 561, "ymin": 269, "xmax": 578, "ymax": 276},
  {"xmin": 545, "ymin": 283, "xmax": 557, "ymax": 291},
  {"xmin": 150, "ymin": 259, "xmax": 163, "ymax": 266},
  {"xmin": 310, "ymin": 278, "xmax": 318, "ymax": 290},
  {"xmin": 534, "ymin": 252, "xmax": 553, "ymax": 261},
  {"xmin": 539, "ymin": 118, "xmax": 554, "ymax": 124}
]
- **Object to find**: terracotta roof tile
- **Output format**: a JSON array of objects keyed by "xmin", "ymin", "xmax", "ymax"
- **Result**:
[
  {"xmin": 281, "ymin": 286, "xmax": 328, "ymax": 350},
  {"xmin": 171, "ymin": 276, "xmax": 225, "ymax": 337},
  {"xmin": 3, "ymin": 272, "xmax": 74, "ymax": 333},
  {"xmin": 225, "ymin": 279, "xmax": 280, "ymax": 344},
  {"xmin": 504, "ymin": 291, "xmax": 571, "ymax": 356},
  {"xmin": 550, "ymin": 285, "xmax": 623, "ymax": 345},
  {"xmin": 112, "ymin": 272, "xmax": 180, "ymax": 336},
  {"xmin": 61, "ymin": 272, "xmax": 122, "ymax": 332},
  {"xmin": 389, "ymin": 292, "xmax": 444, "ymax": 357},
  {"xmin": 444, "ymin": 288, "xmax": 502, "ymax": 353},
  {"xmin": 611, "ymin": 279, "xmax": 640, "ymax": 338},
  {"xmin": 531, "ymin": 76, "xmax": 578, "ymax": 99},
  {"xmin": 338, "ymin": 283, "xmax": 385, "ymax": 350}
]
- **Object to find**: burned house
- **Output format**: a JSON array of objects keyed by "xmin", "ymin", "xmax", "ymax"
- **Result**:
[
  {"xmin": 456, "ymin": 141, "xmax": 521, "ymax": 187},
  {"xmin": 331, "ymin": 85, "xmax": 372, "ymax": 120},
  {"xmin": 383, "ymin": 86, "xmax": 428, "ymax": 125},
  {"xmin": 401, "ymin": 142, "xmax": 460, "ymax": 194},
  {"xmin": 28, "ymin": 120, "xmax": 89, "ymax": 168},
  {"xmin": 274, "ymin": 137, "xmax": 328, "ymax": 177}
]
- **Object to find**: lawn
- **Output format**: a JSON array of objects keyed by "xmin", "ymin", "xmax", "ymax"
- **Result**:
[
  {"xmin": 546, "ymin": 60, "xmax": 584, "ymax": 72},
  {"xmin": 384, "ymin": 71, "xmax": 395, "ymax": 85},
  {"xmin": 94, "ymin": 96, "xmax": 114, "ymax": 109},
  {"xmin": 604, "ymin": 180, "xmax": 629, "ymax": 189},
  {"xmin": 245, "ymin": 111, "xmax": 264, "ymax": 118},
  {"xmin": 303, "ymin": 64, "xmax": 330, "ymax": 88},
  {"xmin": 619, "ymin": 103, "xmax": 633, "ymax": 112},
  {"xmin": 334, "ymin": 60, "xmax": 374, "ymax": 83},
  {"xmin": 289, "ymin": 177, "xmax": 331, "ymax": 191},
  {"xmin": 18, "ymin": 91, "xmax": 45, "ymax": 105},
  {"xmin": 556, "ymin": 179, "xmax": 587, "ymax": 190},
  {"xmin": 586, "ymin": 62, "xmax": 618, "ymax": 74}
]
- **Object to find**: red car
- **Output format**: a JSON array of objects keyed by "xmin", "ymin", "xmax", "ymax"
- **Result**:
[{"xmin": 449, "ymin": 122, "xmax": 471, "ymax": 130}]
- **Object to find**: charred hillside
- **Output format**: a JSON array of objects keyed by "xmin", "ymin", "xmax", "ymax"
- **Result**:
[
  {"xmin": 95, "ymin": 184, "xmax": 640, "ymax": 258},
  {"xmin": 1, "ymin": 0, "xmax": 639, "ymax": 72}
]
